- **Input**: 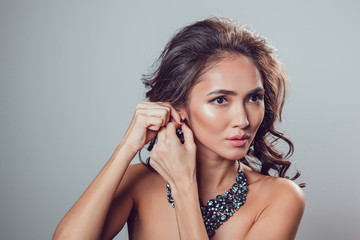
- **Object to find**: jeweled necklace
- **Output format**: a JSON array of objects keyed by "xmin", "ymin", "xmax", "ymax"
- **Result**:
[{"xmin": 166, "ymin": 160, "xmax": 248, "ymax": 237}]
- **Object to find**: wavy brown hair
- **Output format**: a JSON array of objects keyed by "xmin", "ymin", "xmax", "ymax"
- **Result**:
[{"xmin": 141, "ymin": 17, "xmax": 304, "ymax": 186}]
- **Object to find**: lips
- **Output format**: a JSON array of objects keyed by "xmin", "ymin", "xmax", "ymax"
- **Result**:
[{"xmin": 226, "ymin": 134, "xmax": 249, "ymax": 147}]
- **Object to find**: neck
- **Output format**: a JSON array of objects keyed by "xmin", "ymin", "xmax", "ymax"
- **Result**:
[{"xmin": 195, "ymin": 147, "xmax": 239, "ymax": 201}]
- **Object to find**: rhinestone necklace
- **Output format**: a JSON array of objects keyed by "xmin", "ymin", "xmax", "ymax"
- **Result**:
[{"xmin": 166, "ymin": 160, "xmax": 248, "ymax": 237}]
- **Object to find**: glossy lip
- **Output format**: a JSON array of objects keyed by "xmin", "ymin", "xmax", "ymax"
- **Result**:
[{"xmin": 226, "ymin": 134, "xmax": 249, "ymax": 147}]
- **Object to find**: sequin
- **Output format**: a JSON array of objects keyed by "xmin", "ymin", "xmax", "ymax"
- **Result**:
[{"xmin": 166, "ymin": 160, "xmax": 248, "ymax": 237}]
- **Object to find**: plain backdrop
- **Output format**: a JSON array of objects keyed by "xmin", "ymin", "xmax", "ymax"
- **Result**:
[{"xmin": 1, "ymin": 0, "xmax": 360, "ymax": 239}]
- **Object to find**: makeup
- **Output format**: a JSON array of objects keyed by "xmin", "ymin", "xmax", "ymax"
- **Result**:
[{"xmin": 226, "ymin": 134, "xmax": 249, "ymax": 147}]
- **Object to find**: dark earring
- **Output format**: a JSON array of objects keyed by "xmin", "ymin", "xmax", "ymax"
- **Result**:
[{"xmin": 176, "ymin": 127, "xmax": 184, "ymax": 144}]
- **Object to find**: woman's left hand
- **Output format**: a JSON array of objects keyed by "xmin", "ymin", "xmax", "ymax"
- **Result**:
[{"xmin": 149, "ymin": 121, "xmax": 197, "ymax": 188}]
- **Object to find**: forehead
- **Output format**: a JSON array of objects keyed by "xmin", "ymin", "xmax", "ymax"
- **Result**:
[{"xmin": 191, "ymin": 55, "xmax": 263, "ymax": 95}]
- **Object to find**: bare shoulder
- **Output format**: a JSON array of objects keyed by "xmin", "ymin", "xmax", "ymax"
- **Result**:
[
  {"xmin": 254, "ymin": 173, "xmax": 305, "ymax": 223},
  {"xmin": 120, "ymin": 163, "xmax": 164, "ymax": 197},
  {"xmin": 262, "ymin": 176, "xmax": 305, "ymax": 208},
  {"xmin": 241, "ymin": 167, "xmax": 305, "ymax": 239},
  {"xmin": 242, "ymin": 165, "xmax": 305, "ymax": 207}
]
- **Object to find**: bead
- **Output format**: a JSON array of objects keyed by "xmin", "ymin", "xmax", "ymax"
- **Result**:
[{"xmin": 165, "ymin": 160, "xmax": 248, "ymax": 237}]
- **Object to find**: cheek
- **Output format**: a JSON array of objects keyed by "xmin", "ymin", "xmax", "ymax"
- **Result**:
[
  {"xmin": 188, "ymin": 104, "xmax": 226, "ymax": 139},
  {"xmin": 248, "ymin": 105, "xmax": 265, "ymax": 129}
]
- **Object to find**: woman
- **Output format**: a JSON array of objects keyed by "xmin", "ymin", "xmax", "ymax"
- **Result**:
[{"xmin": 53, "ymin": 17, "xmax": 305, "ymax": 240}]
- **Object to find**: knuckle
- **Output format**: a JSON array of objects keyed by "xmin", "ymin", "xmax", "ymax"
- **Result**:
[
  {"xmin": 135, "ymin": 102, "xmax": 143, "ymax": 110},
  {"xmin": 152, "ymin": 125, "xmax": 161, "ymax": 131},
  {"xmin": 137, "ymin": 113, "xmax": 145, "ymax": 121},
  {"xmin": 161, "ymin": 115, "xmax": 167, "ymax": 123},
  {"xmin": 159, "ymin": 102, "xmax": 171, "ymax": 108},
  {"xmin": 136, "ymin": 101, "xmax": 149, "ymax": 109},
  {"xmin": 135, "ymin": 114, "xmax": 147, "ymax": 125},
  {"xmin": 155, "ymin": 117, "xmax": 163, "ymax": 125},
  {"xmin": 160, "ymin": 108, "xmax": 169, "ymax": 116}
]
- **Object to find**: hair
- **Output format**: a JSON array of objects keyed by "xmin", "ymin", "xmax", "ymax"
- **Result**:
[{"xmin": 141, "ymin": 17, "xmax": 304, "ymax": 187}]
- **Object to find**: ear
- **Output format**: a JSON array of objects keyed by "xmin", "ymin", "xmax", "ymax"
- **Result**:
[{"xmin": 177, "ymin": 107, "xmax": 189, "ymax": 122}]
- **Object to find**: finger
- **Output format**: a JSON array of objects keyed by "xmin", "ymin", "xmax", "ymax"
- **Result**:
[
  {"xmin": 137, "ymin": 108, "xmax": 168, "ymax": 127},
  {"xmin": 149, "ymin": 108, "xmax": 169, "ymax": 127},
  {"xmin": 151, "ymin": 103, "xmax": 171, "ymax": 125},
  {"xmin": 139, "ymin": 101, "xmax": 181, "ymax": 125},
  {"xmin": 157, "ymin": 125, "xmax": 166, "ymax": 143},
  {"xmin": 181, "ymin": 122, "xmax": 195, "ymax": 147},
  {"xmin": 143, "ymin": 115, "xmax": 163, "ymax": 131},
  {"xmin": 137, "ymin": 101, "xmax": 168, "ymax": 108},
  {"xmin": 165, "ymin": 122, "xmax": 179, "ymax": 143},
  {"xmin": 157, "ymin": 102, "xmax": 182, "ymax": 124},
  {"xmin": 169, "ymin": 106, "xmax": 182, "ymax": 125}
]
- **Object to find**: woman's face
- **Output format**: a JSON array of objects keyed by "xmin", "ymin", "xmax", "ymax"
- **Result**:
[{"xmin": 182, "ymin": 54, "xmax": 265, "ymax": 161}]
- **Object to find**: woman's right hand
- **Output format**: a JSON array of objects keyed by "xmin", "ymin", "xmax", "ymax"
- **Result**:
[
  {"xmin": 54, "ymin": 101, "xmax": 181, "ymax": 240},
  {"xmin": 121, "ymin": 101, "xmax": 182, "ymax": 153}
]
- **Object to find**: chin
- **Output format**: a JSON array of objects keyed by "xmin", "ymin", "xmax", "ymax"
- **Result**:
[{"xmin": 219, "ymin": 149, "xmax": 247, "ymax": 161}]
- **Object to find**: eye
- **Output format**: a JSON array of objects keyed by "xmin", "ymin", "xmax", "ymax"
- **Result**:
[
  {"xmin": 248, "ymin": 94, "xmax": 263, "ymax": 103},
  {"xmin": 211, "ymin": 96, "xmax": 227, "ymax": 105}
]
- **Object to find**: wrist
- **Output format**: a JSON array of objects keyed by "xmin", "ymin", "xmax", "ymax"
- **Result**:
[
  {"xmin": 170, "ymin": 178, "xmax": 198, "ymax": 199},
  {"xmin": 117, "ymin": 141, "xmax": 140, "ymax": 156},
  {"xmin": 113, "ymin": 143, "xmax": 139, "ymax": 165}
]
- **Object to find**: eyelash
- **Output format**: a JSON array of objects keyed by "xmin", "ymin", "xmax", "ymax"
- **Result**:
[
  {"xmin": 210, "ymin": 94, "xmax": 264, "ymax": 105},
  {"xmin": 210, "ymin": 96, "xmax": 227, "ymax": 105},
  {"xmin": 248, "ymin": 94, "xmax": 264, "ymax": 103}
]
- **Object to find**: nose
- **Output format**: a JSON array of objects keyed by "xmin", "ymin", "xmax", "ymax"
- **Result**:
[{"xmin": 231, "ymin": 104, "xmax": 249, "ymax": 129}]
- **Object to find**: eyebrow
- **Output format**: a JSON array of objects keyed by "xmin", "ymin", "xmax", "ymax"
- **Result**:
[
  {"xmin": 207, "ymin": 89, "xmax": 237, "ymax": 96},
  {"xmin": 247, "ymin": 87, "xmax": 265, "ymax": 96},
  {"xmin": 207, "ymin": 87, "xmax": 265, "ymax": 96}
]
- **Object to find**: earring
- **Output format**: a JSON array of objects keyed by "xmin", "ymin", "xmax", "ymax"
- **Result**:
[{"xmin": 176, "ymin": 127, "xmax": 184, "ymax": 144}]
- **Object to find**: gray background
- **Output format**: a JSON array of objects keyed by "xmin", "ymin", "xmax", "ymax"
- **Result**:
[{"xmin": 1, "ymin": 0, "xmax": 359, "ymax": 239}]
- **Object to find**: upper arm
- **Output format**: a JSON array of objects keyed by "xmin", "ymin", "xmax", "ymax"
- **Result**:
[
  {"xmin": 244, "ymin": 179, "xmax": 305, "ymax": 240},
  {"xmin": 100, "ymin": 164, "xmax": 144, "ymax": 240}
]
